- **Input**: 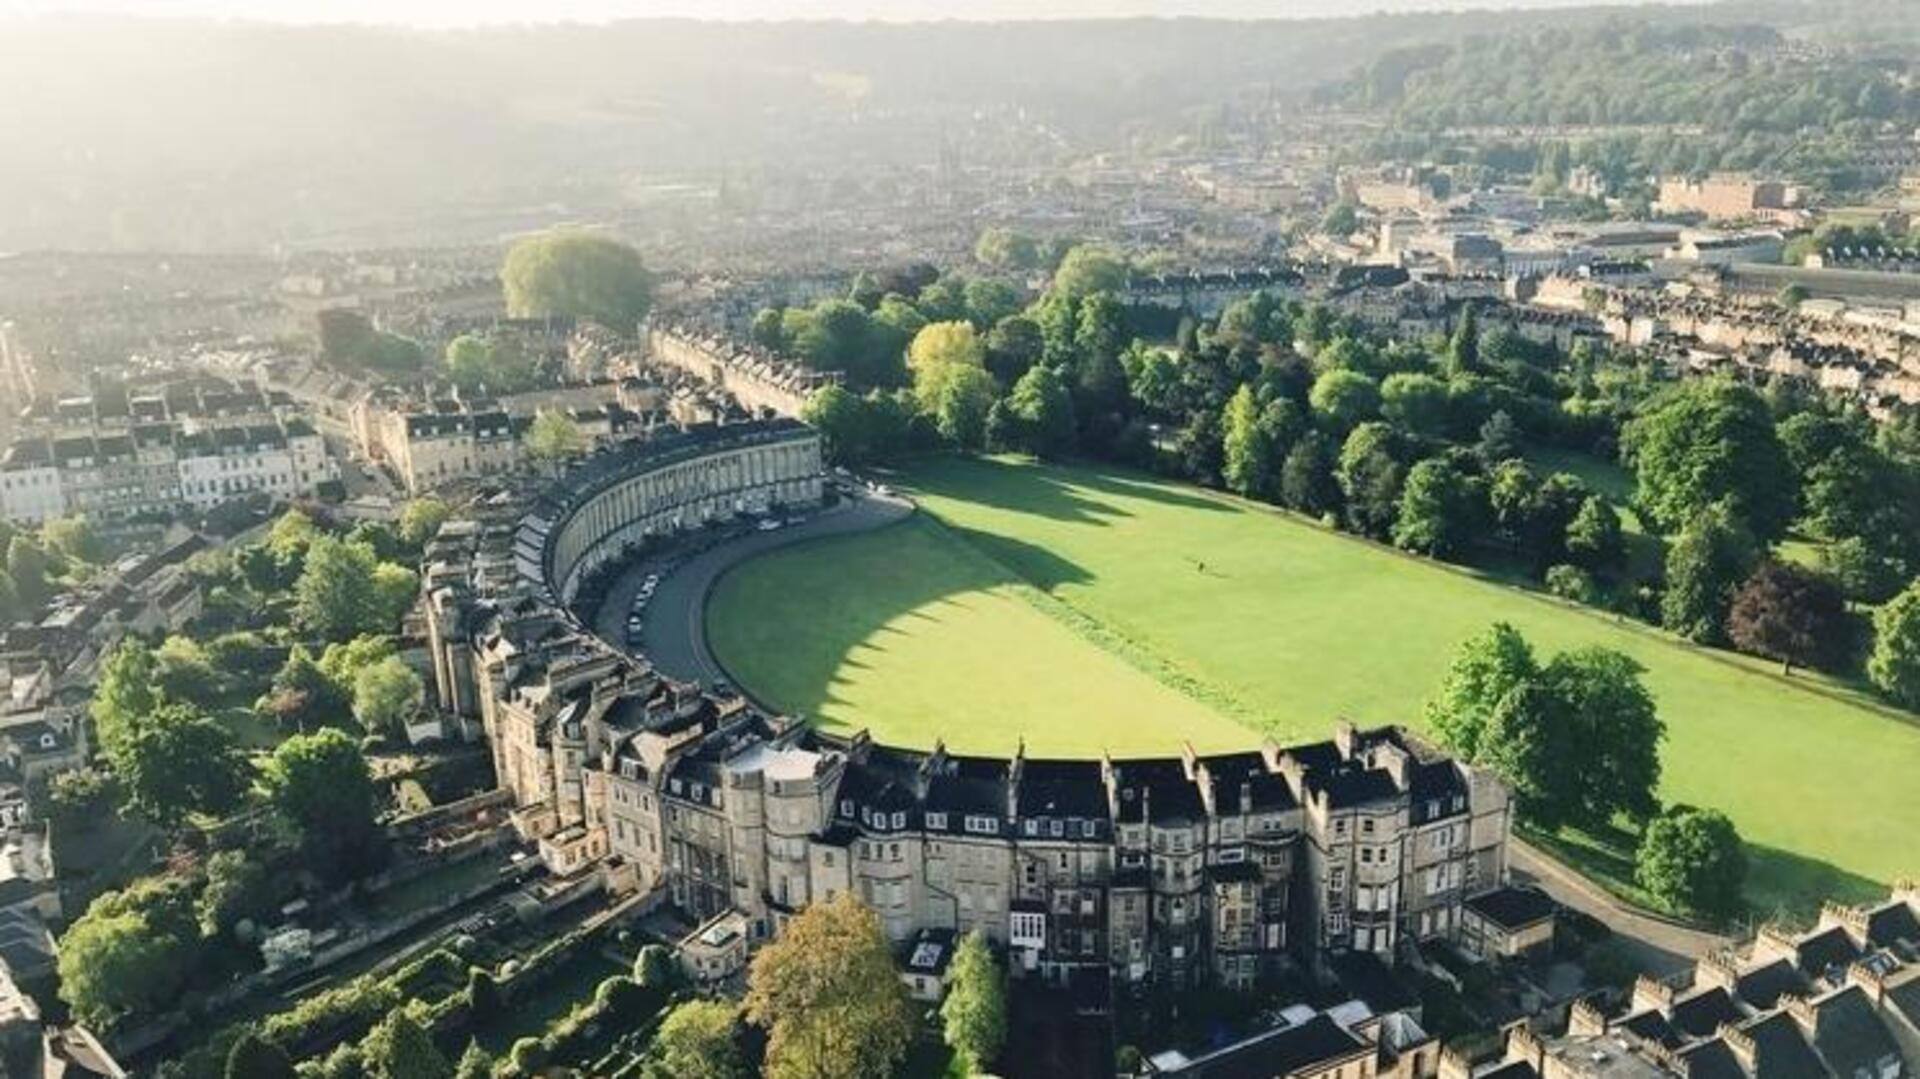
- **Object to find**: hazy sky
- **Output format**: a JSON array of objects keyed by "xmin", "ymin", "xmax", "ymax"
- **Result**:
[{"xmin": 4, "ymin": 0, "xmax": 1685, "ymax": 26}]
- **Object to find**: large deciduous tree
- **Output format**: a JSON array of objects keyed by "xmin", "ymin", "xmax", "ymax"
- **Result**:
[
  {"xmin": 1726, "ymin": 561, "xmax": 1848, "ymax": 674},
  {"xmin": 1000, "ymin": 364, "xmax": 1077, "ymax": 459},
  {"xmin": 1309, "ymin": 369, "xmax": 1381, "ymax": 433},
  {"xmin": 1868, "ymin": 580, "xmax": 1920, "ymax": 709},
  {"xmin": 1220, "ymin": 384, "xmax": 1273, "ymax": 498},
  {"xmin": 1336, "ymin": 422, "xmax": 1404, "ymax": 540},
  {"xmin": 1625, "ymin": 381, "xmax": 1796, "ymax": 542},
  {"xmin": 1635, "ymin": 805, "xmax": 1746, "ymax": 919},
  {"xmin": 1393, "ymin": 456, "xmax": 1483, "ymax": 558},
  {"xmin": 1564, "ymin": 495, "xmax": 1627, "ymax": 576},
  {"xmin": 112, "ymin": 702, "xmax": 249, "ymax": 830},
  {"xmin": 1661, "ymin": 505, "xmax": 1759, "ymax": 644},
  {"xmin": 744, "ymin": 892, "xmax": 915, "ymax": 1079},
  {"xmin": 1426, "ymin": 625, "xmax": 1663, "ymax": 831},
  {"xmin": 646, "ymin": 999, "xmax": 749, "ymax": 1079},
  {"xmin": 501, "ymin": 231, "xmax": 652, "ymax": 330},
  {"xmin": 263, "ymin": 729, "xmax": 381, "ymax": 882},
  {"xmin": 295, "ymin": 537, "xmax": 387, "ymax": 642},
  {"xmin": 353, "ymin": 656, "xmax": 424, "ymax": 736},
  {"xmin": 1424, "ymin": 622, "xmax": 1539, "ymax": 762},
  {"xmin": 525, "ymin": 409, "xmax": 588, "ymax": 467},
  {"xmin": 1048, "ymin": 245, "xmax": 1128, "ymax": 301}
]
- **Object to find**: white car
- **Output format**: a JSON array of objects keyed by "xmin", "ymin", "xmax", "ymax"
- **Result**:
[{"xmin": 756, "ymin": 519, "xmax": 782, "ymax": 532}]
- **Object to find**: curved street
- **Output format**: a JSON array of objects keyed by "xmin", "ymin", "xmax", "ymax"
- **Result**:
[{"xmin": 590, "ymin": 491, "xmax": 914, "ymax": 690}]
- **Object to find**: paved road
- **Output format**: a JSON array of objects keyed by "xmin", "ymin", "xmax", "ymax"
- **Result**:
[
  {"xmin": 591, "ymin": 493, "xmax": 914, "ymax": 690},
  {"xmin": 1509, "ymin": 838, "xmax": 1732, "ymax": 976}
]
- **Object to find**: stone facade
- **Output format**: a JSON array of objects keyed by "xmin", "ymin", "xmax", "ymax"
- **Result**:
[{"xmin": 421, "ymin": 416, "xmax": 1515, "ymax": 998}]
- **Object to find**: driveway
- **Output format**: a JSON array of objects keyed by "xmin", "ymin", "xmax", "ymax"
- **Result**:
[
  {"xmin": 1509, "ymin": 838, "xmax": 1733, "ymax": 977},
  {"xmin": 590, "ymin": 492, "xmax": 914, "ymax": 689}
]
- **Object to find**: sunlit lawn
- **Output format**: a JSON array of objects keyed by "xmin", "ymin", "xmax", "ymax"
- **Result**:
[{"xmin": 711, "ymin": 455, "xmax": 1917, "ymax": 913}]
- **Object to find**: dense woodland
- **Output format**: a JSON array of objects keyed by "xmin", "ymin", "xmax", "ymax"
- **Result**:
[{"xmin": 1318, "ymin": 22, "xmax": 1920, "ymax": 194}]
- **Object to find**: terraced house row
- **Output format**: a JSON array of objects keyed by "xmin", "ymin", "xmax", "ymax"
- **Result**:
[{"xmin": 420, "ymin": 417, "xmax": 1516, "ymax": 995}]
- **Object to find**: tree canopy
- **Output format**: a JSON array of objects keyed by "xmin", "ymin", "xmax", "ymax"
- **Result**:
[
  {"xmin": 501, "ymin": 231, "xmax": 652, "ymax": 330},
  {"xmin": 1626, "ymin": 381, "xmax": 1796, "ymax": 541},
  {"xmin": 744, "ymin": 892, "xmax": 915, "ymax": 1079},
  {"xmin": 1636, "ymin": 804, "xmax": 1746, "ymax": 920},
  {"xmin": 262, "ymin": 729, "xmax": 381, "ymax": 882}
]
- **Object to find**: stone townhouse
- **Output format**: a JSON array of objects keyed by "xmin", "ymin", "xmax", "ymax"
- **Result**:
[{"xmin": 422, "ymin": 412, "xmax": 1515, "ymax": 997}]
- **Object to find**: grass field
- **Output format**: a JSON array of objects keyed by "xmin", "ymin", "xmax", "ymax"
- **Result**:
[{"xmin": 708, "ymin": 456, "xmax": 1918, "ymax": 912}]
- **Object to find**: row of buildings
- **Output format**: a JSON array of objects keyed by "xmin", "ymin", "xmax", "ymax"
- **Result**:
[
  {"xmin": 418, "ymin": 413, "xmax": 1527, "ymax": 1005},
  {"xmin": 0, "ymin": 416, "xmax": 335, "ymax": 525},
  {"xmin": 1500, "ymin": 885, "xmax": 1920, "ymax": 1077}
]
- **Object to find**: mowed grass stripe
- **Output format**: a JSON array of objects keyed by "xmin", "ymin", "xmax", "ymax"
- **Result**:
[
  {"xmin": 706, "ymin": 513, "xmax": 1253, "ymax": 758},
  {"xmin": 896, "ymin": 456, "xmax": 1918, "ymax": 911}
]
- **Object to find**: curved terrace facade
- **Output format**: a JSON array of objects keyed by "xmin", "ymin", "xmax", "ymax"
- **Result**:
[{"xmin": 420, "ymin": 417, "xmax": 1516, "ymax": 999}]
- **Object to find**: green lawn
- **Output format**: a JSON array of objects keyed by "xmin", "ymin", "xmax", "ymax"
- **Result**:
[
  {"xmin": 709, "ymin": 514, "xmax": 1251, "ymax": 757},
  {"xmin": 709, "ymin": 456, "xmax": 1918, "ymax": 913}
]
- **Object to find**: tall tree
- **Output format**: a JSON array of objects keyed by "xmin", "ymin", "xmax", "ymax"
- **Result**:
[
  {"xmin": 1565, "ymin": 495, "xmax": 1627, "ymax": 576},
  {"xmin": 7, "ymin": 535, "xmax": 52, "ymax": 608},
  {"xmin": 1661, "ymin": 505, "xmax": 1759, "ymax": 644},
  {"xmin": 940, "ymin": 930, "xmax": 1006, "ymax": 1073},
  {"xmin": 1279, "ymin": 430, "xmax": 1340, "ymax": 517},
  {"xmin": 1380, "ymin": 372, "xmax": 1451, "ymax": 437},
  {"xmin": 1220, "ymin": 384, "xmax": 1273, "ymax": 498},
  {"xmin": 1002, "ymin": 364, "xmax": 1077, "ymax": 459},
  {"xmin": 93, "ymin": 640, "xmax": 160, "ymax": 762},
  {"xmin": 744, "ymin": 892, "xmax": 915, "ymax": 1079},
  {"xmin": 1868, "ymin": 579, "xmax": 1920, "ymax": 709},
  {"xmin": 57, "ymin": 878, "xmax": 197, "ymax": 1029},
  {"xmin": 525, "ymin": 409, "xmax": 588, "ymax": 467},
  {"xmin": 802, "ymin": 384, "xmax": 872, "ymax": 466},
  {"xmin": 1049, "ymin": 245, "xmax": 1128, "ymax": 300},
  {"xmin": 362, "ymin": 1006, "xmax": 451, "ymax": 1079},
  {"xmin": 1542, "ymin": 648, "xmax": 1663, "ymax": 825},
  {"xmin": 1309, "ymin": 369, "xmax": 1381, "ymax": 433},
  {"xmin": 1636, "ymin": 805, "xmax": 1746, "ymax": 920},
  {"xmin": 353, "ymin": 656, "xmax": 424, "ymax": 736},
  {"xmin": 1626, "ymin": 381, "xmax": 1797, "ymax": 541},
  {"xmin": 112, "ymin": 703, "xmax": 249, "ymax": 830},
  {"xmin": 263, "ymin": 729, "xmax": 381, "ymax": 882},
  {"xmin": 1446, "ymin": 303, "xmax": 1480, "ymax": 379},
  {"xmin": 1335, "ymin": 422, "xmax": 1404, "ymax": 539},
  {"xmin": 646, "ymin": 999, "xmax": 749, "ymax": 1079},
  {"xmin": 226, "ymin": 1031, "xmax": 297, "ymax": 1079},
  {"xmin": 1423, "ymin": 623, "xmax": 1539, "ymax": 761},
  {"xmin": 1393, "ymin": 457, "xmax": 1483, "ymax": 558},
  {"xmin": 1726, "ymin": 561, "xmax": 1848, "ymax": 674},
  {"xmin": 295, "ymin": 537, "xmax": 388, "ymax": 642},
  {"xmin": 501, "ymin": 230, "xmax": 651, "ymax": 330},
  {"xmin": 975, "ymin": 228, "xmax": 1041, "ymax": 272},
  {"xmin": 397, "ymin": 499, "xmax": 451, "ymax": 551}
]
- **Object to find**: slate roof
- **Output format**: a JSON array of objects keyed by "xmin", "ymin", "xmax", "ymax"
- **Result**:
[
  {"xmin": 1866, "ymin": 899, "xmax": 1920, "ymax": 948},
  {"xmin": 1733, "ymin": 958, "xmax": 1808, "ymax": 1011},
  {"xmin": 1793, "ymin": 925, "xmax": 1861, "ymax": 982},
  {"xmin": 1669, "ymin": 986, "xmax": 1742, "ymax": 1039},
  {"xmin": 1167, "ymin": 1014, "xmax": 1368, "ymax": 1079},
  {"xmin": 1464, "ymin": 886, "xmax": 1556, "ymax": 932},
  {"xmin": 1738, "ymin": 1010, "xmax": 1825, "ymax": 1079},
  {"xmin": 1808, "ymin": 985, "xmax": 1902, "ymax": 1078}
]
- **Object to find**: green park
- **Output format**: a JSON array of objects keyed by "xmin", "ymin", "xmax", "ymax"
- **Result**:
[{"xmin": 711, "ymin": 455, "xmax": 1920, "ymax": 915}]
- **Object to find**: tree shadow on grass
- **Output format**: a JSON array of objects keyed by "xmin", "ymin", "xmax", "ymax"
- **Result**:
[
  {"xmin": 711, "ymin": 515, "xmax": 1096, "ymax": 732},
  {"xmin": 1744, "ymin": 843, "xmax": 1888, "ymax": 926},
  {"xmin": 901, "ymin": 456, "xmax": 1134, "ymax": 526}
]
